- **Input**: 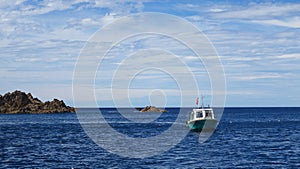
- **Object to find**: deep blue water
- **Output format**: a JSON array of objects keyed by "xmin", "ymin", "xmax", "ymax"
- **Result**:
[{"xmin": 1, "ymin": 108, "xmax": 299, "ymax": 168}]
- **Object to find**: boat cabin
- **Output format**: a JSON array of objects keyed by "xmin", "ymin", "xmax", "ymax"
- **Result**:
[{"xmin": 189, "ymin": 108, "xmax": 215, "ymax": 121}]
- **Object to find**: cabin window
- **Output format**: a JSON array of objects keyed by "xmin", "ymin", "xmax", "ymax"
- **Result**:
[
  {"xmin": 205, "ymin": 111, "xmax": 212, "ymax": 118},
  {"xmin": 196, "ymin": 112, "xmax": 203, "ymax": 118}
]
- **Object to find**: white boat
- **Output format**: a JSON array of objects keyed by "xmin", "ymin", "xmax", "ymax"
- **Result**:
[{"xmin": 186, "ymin": 97, "xmax": 218, "ymax": 131}]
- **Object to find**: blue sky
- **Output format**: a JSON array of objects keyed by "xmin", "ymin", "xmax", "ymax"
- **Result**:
[{"xmin": 1, "ymin": 0, "xmax": 300, "ymax": 107}]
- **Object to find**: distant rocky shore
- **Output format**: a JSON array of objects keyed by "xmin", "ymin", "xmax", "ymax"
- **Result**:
[
  {"xmin": 0, "ymin": 90, "xmax": 75, "ymax": 114},
  {"xmin": 138, "ymin": 106, "xmax": 167, "ymax": 113}
]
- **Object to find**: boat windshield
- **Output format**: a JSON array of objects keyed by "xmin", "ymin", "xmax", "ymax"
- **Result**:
[
  {"xmin": 196, "ymin": 112, "xmax": 203, "ymax": 118},
  {"xmin": 205, "ymin": 110, "xmax": 212, "ymax": 119}
]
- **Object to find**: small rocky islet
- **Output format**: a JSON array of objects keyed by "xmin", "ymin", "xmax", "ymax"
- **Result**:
[
  {"xmin": 0, "ymin": 90, "xmax": 167, "ymax": 114},
  {"xmin": 138, "ymin": 106, "xmax": 167, "ymax": 113},
  {"xmin": 0, "ymin": 90, "xmax": 75, "ymax": 114}
]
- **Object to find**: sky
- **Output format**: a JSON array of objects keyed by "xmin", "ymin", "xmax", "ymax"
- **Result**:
[{"xmin": 1, "ymin": 0, "xmax": 300, "ymax": 107}]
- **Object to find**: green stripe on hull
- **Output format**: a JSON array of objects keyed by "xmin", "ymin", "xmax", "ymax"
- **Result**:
[
  {"xmin": 189, "ymin": 120, "xmax": 205, "ymax": 130},
  {"xmin": 188, "ymin": 119, "xmax": 218, "ymax": 131}
]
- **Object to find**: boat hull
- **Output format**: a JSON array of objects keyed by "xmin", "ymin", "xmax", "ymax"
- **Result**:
[{"xmin": 187, "ymin": 119, "xmax": 218, "ymax": 131}]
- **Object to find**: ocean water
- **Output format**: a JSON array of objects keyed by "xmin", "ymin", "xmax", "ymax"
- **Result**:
[{"xmin": 1, "ymin": 108, "xmax": 299, "ymax": 168}]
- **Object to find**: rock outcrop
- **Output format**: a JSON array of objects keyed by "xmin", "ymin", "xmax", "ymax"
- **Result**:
[
  {"xmin": 0, "ymin": 90, "xmax": 75, "ymax": 114},
  {"xmin": 139, "ymin": 106, "xmax": 167, "ymax": 113}
]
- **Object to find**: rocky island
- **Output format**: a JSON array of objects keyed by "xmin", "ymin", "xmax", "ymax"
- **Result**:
[
  {"xmin": 0, "ymin": 90, "xmax": 75, "ymax": 114},
  {"xmin": 139, "ymin": 106, "xmax": 167, "ymax": 113}
]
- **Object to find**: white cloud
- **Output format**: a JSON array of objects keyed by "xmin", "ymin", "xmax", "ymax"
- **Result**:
[
  {"xmin": 225, "ymin": 90, "xmax": 258, "ymax": 95},
  {"xmin": 252, "ymin": 17, "xmax": 300, "ymax": 28},
  {"xmin": 80, "ymin": 18, "xmax": 99, "ymax": 26},
  {"xmin": 209, "ymin": 8, "xmax": 226, "ymax": 13},
  {"xmin": 185, "ymin": 15, "xmax": 203, "ymax": 22},
  {"xmin": 234, "ymin": 74, "xmax": 282, "ymax": 81},
  {"xmin": 100, "ymin": 13, "xmax": 118, "ymax": 25},
  {"xmin": 275, "ymin": 53, "xmax": 300, "ymax": 60},
  {"xmin": 213, "ymin": 3, "xmax": 300, "ymax": 19},
  {"xmin": 183, "ymin": 56, "xmax": 199, "ymax": 61},
  {"xmin": 0, "ymin": 0, "xmax": 72, "ymax": 18},
  {"xmin": 223, "ymin": 56, "xmax": 262, "ymax": 61}
]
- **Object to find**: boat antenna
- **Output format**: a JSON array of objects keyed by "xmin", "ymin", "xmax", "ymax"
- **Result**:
[{"xmin": 201, "ymin": 96, "xmax": 204, "ymax": 109}]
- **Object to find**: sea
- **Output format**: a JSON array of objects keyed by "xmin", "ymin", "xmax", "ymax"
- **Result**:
[{"xmin": 1, "ymin": 107, "xmax": 299, "ymax": 168}]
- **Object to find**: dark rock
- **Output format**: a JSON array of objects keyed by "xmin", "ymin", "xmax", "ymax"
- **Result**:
[
  {"xmin": 140, "ymin": 106, "xmax": 167, "ymax": 113},
  {"xmin": 0, "ymin": 90, "xmax": 75, "ymax": 114}
]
